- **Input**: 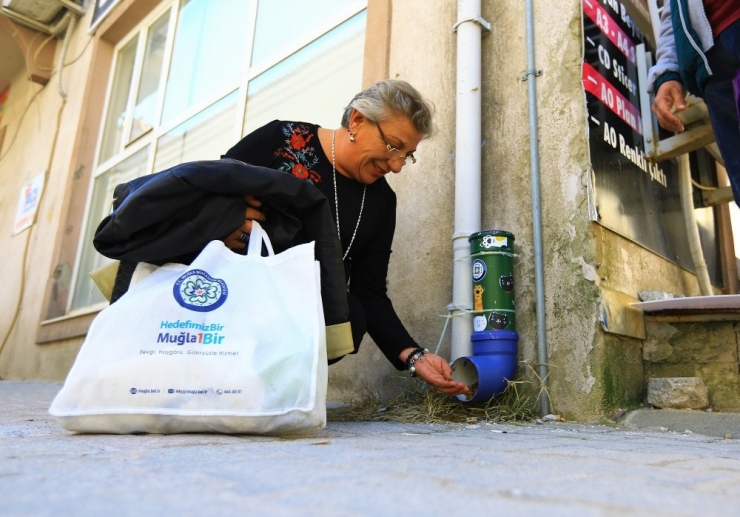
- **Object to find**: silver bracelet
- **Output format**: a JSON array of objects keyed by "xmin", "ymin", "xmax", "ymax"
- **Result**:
[{"xmin": 407, "ymin": 348, "xmax": 429, "ymax": 377}]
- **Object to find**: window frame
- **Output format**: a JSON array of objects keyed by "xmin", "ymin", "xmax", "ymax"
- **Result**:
[
  {"xmin": 66, "ymin": 1, "xmax": 177, "ymax": 316},
  {"xmin": 52, "ymin": 0, "xmax": 372, "ymax": 326}
]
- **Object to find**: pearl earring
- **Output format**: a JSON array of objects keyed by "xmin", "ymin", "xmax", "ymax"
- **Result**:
[{"xmin": 348, "ymin": 128, "xmax": 355, "ymax": 142}]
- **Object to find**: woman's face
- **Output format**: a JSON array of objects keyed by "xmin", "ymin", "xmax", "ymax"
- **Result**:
[{"xmin": 342, "ymin": 110, "xmax": 423, "ymax": 185}]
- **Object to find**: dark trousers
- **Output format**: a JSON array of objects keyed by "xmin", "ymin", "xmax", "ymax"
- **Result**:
[{"xmin": 703, "ymin": 20, "xmax": 740, "ymax": 206}]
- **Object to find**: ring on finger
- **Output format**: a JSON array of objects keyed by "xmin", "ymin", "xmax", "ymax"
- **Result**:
[{"xmin": 238, "ymin": 232, "xmax": 249, "ymax": 243}]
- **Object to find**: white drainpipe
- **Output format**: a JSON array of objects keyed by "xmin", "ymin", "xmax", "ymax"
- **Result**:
[
  {"xmin": 451, "ymin": 0, "xmax": 490, "ymax": 361},
  {"xmin": 678, "ymin": 154, "xmax": 712, "ymax": 295}
]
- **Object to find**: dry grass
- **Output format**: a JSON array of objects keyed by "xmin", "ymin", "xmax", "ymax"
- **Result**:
[{"xmin": 328, "ymin": 378, "xmax": 539, "ymax": 425}]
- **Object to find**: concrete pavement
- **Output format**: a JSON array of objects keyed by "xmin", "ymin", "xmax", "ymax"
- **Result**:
[{"xmin": 2, "ymin": 381, "xmax": 740, "ymax": 516}]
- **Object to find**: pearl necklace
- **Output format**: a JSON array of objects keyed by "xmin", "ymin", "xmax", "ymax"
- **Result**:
[{"xmin": 332, "ymin": 129, "xmax": 366, "ymax": 260}]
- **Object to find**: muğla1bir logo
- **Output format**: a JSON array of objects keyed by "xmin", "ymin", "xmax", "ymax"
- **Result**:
[{"xmin": 173, "ymin": 269, "xmax": 228, "ymax": 312}]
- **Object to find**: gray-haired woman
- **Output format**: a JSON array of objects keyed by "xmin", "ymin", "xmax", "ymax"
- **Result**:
[{"xmin": 223, "ymin": 79, "xmax": 468, "ymax": 397}]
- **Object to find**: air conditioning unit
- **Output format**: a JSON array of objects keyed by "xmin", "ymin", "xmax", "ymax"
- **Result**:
[
  {"xmin": 4, "ymin": 0, "xmax": 64, "ymax": 23},
  {"xmin": 2, "ymin": 0, "xmax": 84, "ymax": 34}
]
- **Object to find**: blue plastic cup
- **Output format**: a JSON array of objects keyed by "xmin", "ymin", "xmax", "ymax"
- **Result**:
[{"xmin": 451, "ymin": 331, "xmax": 519, "ymax": 402}]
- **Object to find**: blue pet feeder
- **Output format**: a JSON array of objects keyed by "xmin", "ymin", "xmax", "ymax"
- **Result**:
[{"xmin": 451, "ymin": 330, "xmax": 519, "ymax": 402}]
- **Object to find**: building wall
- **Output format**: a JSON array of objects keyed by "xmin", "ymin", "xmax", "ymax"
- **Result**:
[
  {"xmin": 480, "ymin": 0, "xmax": 615, "ymax": 419},
  {"xmin": 329, "ymin": 0, "xmax": 627, "ymax": 417},
  {"xmin": 0, "ymin": 16, "xmax": 94, "ymax": 380},
  {"xmin": 338, "ymin": 0, "xmax": 718, "ymax": 419},
  {"xmin": 327, "ymin": 0, "xmax": 460, "ymax": 401},
  {"xmin": 0, "ymin": 0, "xmax": 727, "ymax": 421}
]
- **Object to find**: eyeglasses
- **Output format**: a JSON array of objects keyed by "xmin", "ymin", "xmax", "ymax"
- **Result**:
[{"xmin": 375, "ymin": 121, "xmax": 417, "ymax": 165}]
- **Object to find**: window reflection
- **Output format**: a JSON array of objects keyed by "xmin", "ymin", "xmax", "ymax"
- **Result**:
[
  {"xmin": 130, "ymin": 12, "xmax": 170, "ymax": 143},
  {"xmin": 251, "ymin": 0, "xmax": 356, "ymax": 69},
  {"xmin": 161, "ymin": 0, "xmax": 251, "ymax": 125},
  {"xmin": 155, "ymin": 91, "xmax": 237, "ymax": 171},
  {"xmin": 99, "ymin": 38, "xmax": 137, "ymax": 163},
  {"xmin": 71, "ymin": 148, "xmax": 150, "ymax": 311},
  {"xmin": 245, "ymin": 11, "xmax": 365, "ymax": 134}
]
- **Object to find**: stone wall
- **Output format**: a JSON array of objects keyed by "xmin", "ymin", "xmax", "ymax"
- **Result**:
[{"xmin": 643, "ymin": 320, "xmax": 740, "ymax": 411}]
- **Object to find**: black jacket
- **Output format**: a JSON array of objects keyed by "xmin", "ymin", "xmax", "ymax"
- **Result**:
[{"xmin": 93, "ymin": 158, "xmax": 349, "ymax": 328}]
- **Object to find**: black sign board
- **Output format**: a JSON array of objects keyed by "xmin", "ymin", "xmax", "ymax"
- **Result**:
[{"xmin": 581, "ymin": 0, "xmax": 719, "ymax": 282}]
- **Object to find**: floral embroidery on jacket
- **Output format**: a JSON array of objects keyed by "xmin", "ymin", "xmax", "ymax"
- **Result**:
[{"xmin": 274, "ymin": 122, "xmax": 322, "ymax": 184}]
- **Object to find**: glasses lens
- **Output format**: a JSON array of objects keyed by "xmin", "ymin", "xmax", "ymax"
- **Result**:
[{"xmin": 377, "ymin": 121, "xmax": 415, "ymax": 165}]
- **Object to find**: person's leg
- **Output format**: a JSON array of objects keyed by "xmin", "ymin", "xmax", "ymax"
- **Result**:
[
  {"xmin": 703, "ymin": 20, "xmax": 740, "ymax": 206},
  {"xmin": 327, "ymin": 293, "xmax": 366, "ymax": 365}
]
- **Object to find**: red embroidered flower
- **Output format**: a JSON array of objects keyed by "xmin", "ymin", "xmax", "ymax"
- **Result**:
[
  {"xmin": 290, "ymin": 134, "xmax": 306, "ymax": 150},
  {"xmin": 292, "ymin": 163, "xmax": 309, "ymax": 179}
]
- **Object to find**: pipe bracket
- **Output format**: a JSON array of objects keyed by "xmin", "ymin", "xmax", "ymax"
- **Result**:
[
  {"xmin": 520, "ymin": 69, "xmax": 543, "ymax": 81},
  {"xmin": 452, "ymin": 15, "xmax": 492, "ymax": 34}
]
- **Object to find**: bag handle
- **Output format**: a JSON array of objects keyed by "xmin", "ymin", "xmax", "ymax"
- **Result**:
[{"xmin": 247, "ymin": 220, "xmax": 275, "ymax": 257}]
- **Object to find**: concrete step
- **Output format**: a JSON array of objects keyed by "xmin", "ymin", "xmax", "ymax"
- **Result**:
[{"xmin": 621, "ymin": 408, "xmax": 740, "ymax": 438}]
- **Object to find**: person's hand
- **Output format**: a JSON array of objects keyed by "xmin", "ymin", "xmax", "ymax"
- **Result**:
[
  {"xmin": 400, "ymin": 348, "xmax": 469, "ymax": 396},
  {"xmin": 652, "ymin": 80, "xmax": 686, "ymax": 132},
  {"xmin": 223, "ymin": 194, "xmax": 266, "ymax": 251}
]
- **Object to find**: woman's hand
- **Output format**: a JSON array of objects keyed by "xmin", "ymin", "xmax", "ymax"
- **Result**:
[
  {"xmin": 223, "ymin": 194, "xmax": 266, "ymax": 251},
  {"xmin": 400, "ymin": 348, "xmax": 469, "ymax": 396}
]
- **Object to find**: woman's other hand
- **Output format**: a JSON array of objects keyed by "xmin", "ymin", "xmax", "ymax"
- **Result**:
[
  {"xmin": 400, "ymin": 348, "xmax": 469, "ymax": 396},
  {"xmin": 223, "ymin": 194, "xmax": 266, "ymax": 251}
]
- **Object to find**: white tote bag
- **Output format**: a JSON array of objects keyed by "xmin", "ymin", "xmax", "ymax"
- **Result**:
[{"xmin": 50, "ymin": 222, "xmax": 327, "ymax": 434}]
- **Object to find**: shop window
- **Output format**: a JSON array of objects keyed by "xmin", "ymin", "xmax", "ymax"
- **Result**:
[{"xmin": 68, "ymin": 0, "xmax": 366, "ymax": 315}]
